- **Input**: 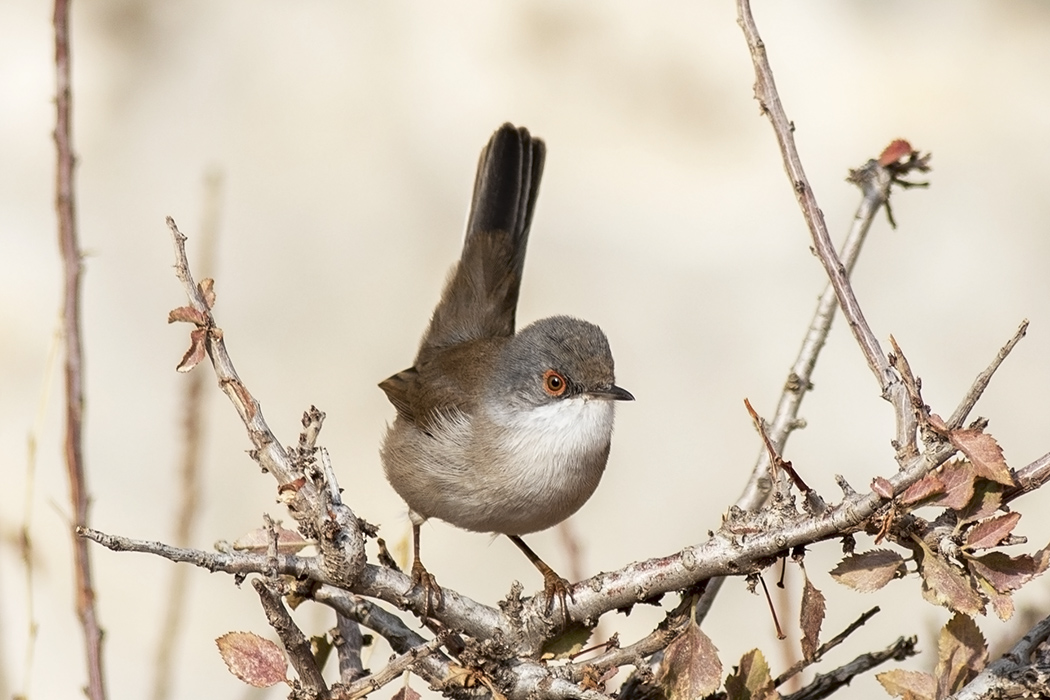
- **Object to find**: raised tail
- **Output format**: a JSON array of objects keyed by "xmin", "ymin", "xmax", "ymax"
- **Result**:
[{"xmin": 419, "ymin": 123, "xmax": 546, "ymax": 352}]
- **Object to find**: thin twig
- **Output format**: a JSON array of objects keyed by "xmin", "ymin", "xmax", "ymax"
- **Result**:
[
  {"xmin": 947, "ymin": 319, "xmax": 1029, "ymax": 430},
  {"xmin": 1005, "ymin": 450, "xmax": 1050, "ymax": 504},
  {"xmin": 152, "ymin": 169, "xmax": 223, "ymax": 700},
  {"xmin": 333, "ymin": 637, "xmax": 445, "ymax": 700},
  {"xmin": 783, "ymin": 636, "xmax": 917, "ymax": 700},
  {"xmin": 774, "ymin": 606, "xmax": 881, "ymax": 687},
  {"xmin": 737, "ymin": 0, "xmax": 892, "ymax": 391},
  {"xmin": 54, "ymin": 0, "xmax": 107, "ymax": 697},
  {"xmin": 253, "ymin": 578, "xmax": 329, "ymax": 698}
]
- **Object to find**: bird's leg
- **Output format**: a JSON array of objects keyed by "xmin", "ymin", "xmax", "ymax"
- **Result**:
[
  {"xmin": 410, "ymin": 522, "xmax": 442, "ymax": 617},
  {"xmin": 507, "ymin": 534, "xmax": 574, "ymax": 618}
]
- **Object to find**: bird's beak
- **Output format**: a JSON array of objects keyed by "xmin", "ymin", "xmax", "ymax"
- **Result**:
[{"xmin": 587, "ymin": 384, "xmax": 635, "ymax": 401}]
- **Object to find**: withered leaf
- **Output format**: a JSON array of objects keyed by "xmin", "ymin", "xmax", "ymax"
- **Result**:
[
  {"xmin": 919, "ymin": 547, "xmax": 984, "ymax": 616},
  {"xmin": 975, "ymin": 576, "xmax": 1014, "ymax": 621},
  {"xmin": 934, "ymin": 613, "xmax": 987, "ymax": 698},
  {"xmin": 872, "ymin": 477, "xmax": 894, "ymax": 499},
  {"xmin": 799, "ymin": 572, "xmax": 826, "ymax": 662},
  {"xmin": 964, "ymin": 512, "xmax": 1021, "ymax": 552},
  {"xmin": 966, "ymin": 550, "xmax": 1046, "ymax": 594},
  {"xmin": 216, "ymin": 631, "xmax": 288, "ymax": 688},
  {"xmin": 176, "ymin": 327, "xmax": 208, "ymax": 373},
  {"xmin": 876, "ymin": 668, "xmax": 936, "ymax": 700},
  {"xmin": 540, "ymin": 622, "xmax": 593, "ymax": 660},
  {"xmin": 232, "ymin": 523, "xmax": 310, "ymax": 554},
  {"xmin": 199, "ymin": 278, "xmax": 217, "ymax": 309},
  {"xmin": 830, "ymin": 550, "xmax": 906, "ymax": 593},
  {"xmin": 957, "ymin": 479, "xmax": 1004, "ymax": 524},
  {"xmin": 658, "ymin": 618, "xmax": 722, "ymax": 700},
  {"xmin": 927, "ymin": 461, "xmax": 976, "ymax": 510},
  {"xmin": 879, "ymin": 139, "xmax": 914, "ymax": 167},
  {"xmin": 724, "ymin": 649, "xmax": 777, "ymax": 700},
  {"xmin": 168, "ymin": 305, "xmax": 207, "ymax": 325},
  {"xmin": 391, "ymin": 687, "xmax": 421, "ymax": 700},
  {"xmin": 949, "ymin": 428, "xmax": 1013, "ymax": 486},
  {"xmin": 900, "ymin": 473, "xmax": 945, "ymax": 505}
]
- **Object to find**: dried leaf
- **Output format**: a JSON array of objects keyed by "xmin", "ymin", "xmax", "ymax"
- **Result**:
[
  {"xmin": 927, "ymin": 461, "xmax": 977, "ymax": 510},
  {"xmin": 830, "ymin": 550, "xmax": 906, "ymax": 593},
  {"xmin": 658, "ymin": 619, "xmax": 722, "ymax": 700},
  {"xmin": 934, "ymin": 614, "xmax": 987, "ymax": 698},
  {"xmin": 967, "ymin": 550, "xmax": 1046, "ymax": 594},
  {"xmin": 176, "ymin": 327, "xmax": 208, "ymax": 373},
  {"xmin": 876, "ymin": 668, "xmax": 936, "ymax": 700},
  {"xmin": 872, "ymin": 477, "xmax": 894, "ymax": 499},
  {"xmin": 391, "ymin": 687, "xmax": 421, "ymax": 700},
  {"xmin": 168, "ymin": 305, "xmax": 207, "ymax": 325},
  {"xmin": 724, "ymin": 649, "xmax": 777, "ymax": 700},
  {"xmin": 949, "ymin": 429, "xmax": 1013, "ymax": 486},
  {"xmin": 799, "ymin": 573, "xmax": 825, "ymax": 661},
  {"xmin": 964, "ymin": 512, "xmax": 1021, "ymax": 552},
  {"xmin": 975, "ymin": 576, "xmax": 1015, "ymax": 621},
  {"xmin": 957, "ymin": 479, "xmax": 1004, "ymax": 523},
  {"xmin": 216, "ymin": 631, "xmax": 288, "ymax": 688},
  {"xmin": 232, "ymin": 524, "xmax": 311, "ymax": 554},
  {"xmin": 199, "ymin": 278, "xmax": 217, "ymax": 309},
  {"xmin": 919, "ymin": 547, "xmax": 984, "ymax": 616},
  {"xmin": 900, "ymin": 473, "xmax": 945, "ymax": 505}
]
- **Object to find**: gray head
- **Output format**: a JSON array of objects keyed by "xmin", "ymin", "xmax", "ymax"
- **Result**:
[{"xmin": 488, "ymin": 315, "xmax": 634, "ymax": 409}]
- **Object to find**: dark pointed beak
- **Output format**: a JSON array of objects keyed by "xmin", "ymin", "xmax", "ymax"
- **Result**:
[{"xmin": 587, "ymin": 384, "xmax": 635, "ymax": 401}]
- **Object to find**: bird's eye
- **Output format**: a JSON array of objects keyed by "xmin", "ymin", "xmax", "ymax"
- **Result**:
[{"xmin": 542, "ymin": 369, "xmax": 567, "ymax": 397}]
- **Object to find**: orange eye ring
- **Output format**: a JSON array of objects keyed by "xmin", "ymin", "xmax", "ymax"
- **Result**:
[{"xmin": 542, "ymin": 369, "xmax": 567, "ymax": 397}]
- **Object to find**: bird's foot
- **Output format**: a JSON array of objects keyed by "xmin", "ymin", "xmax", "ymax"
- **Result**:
[
  {"xmin": 411, "ymin": 558, "xmax": 443, "ymax": 618},
  {"xmin": 541, "ymin": 569, "xmax": 575, "ymax": 620}
]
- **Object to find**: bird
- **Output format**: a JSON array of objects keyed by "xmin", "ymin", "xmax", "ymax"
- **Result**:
[{"xmin": 379, "ymin": 123, "xmax": 633, "ymax": 616}]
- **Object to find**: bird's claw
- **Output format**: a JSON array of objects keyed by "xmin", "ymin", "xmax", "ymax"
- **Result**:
[
  {"xmin": 542, "ymin": 570, "xmax": 575, "ymax": 620},
  {"xmin": 411, "ymin": 559, "xmax": 443, "ymax": 618}
]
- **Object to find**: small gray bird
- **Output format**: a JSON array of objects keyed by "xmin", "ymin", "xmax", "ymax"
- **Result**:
[{"xmin": 380, "ymin": 123, "xmax": 633, "ymax": 614}]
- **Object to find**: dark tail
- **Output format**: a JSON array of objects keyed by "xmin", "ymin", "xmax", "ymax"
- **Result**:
[{"xmin": 420, "ymin": 123, "xmax": 546, "ymax": 351}]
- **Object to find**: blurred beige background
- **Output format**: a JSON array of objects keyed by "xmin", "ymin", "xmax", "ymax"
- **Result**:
[{"xmin": 3, "ymin": 1, "xmax": 1050, "ymax": 698}]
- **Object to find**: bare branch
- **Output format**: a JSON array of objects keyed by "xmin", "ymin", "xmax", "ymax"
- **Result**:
[
  {"xmin": 783, "ymin": 635, "xmax": 917, "ymax": 700},
  {"xmin": 1006, "ymin": 450, "xmax": 1050, "ymax": 504},
  {"xmin": 54, "ymin": 0, "xmax": 106, "ymax": 697},
  {"xmin": 950, "ymin": 613, "xmax": 1050, "ymax": 699},
  {"xmin": 333, "ymin": 637, "xmax": 444, "ymax": 700},
  {"xmin": 774, "ymin": 606, "xmax": 881, "ymax": 687},
  {"xmin": 736, "ymin": 0, "xmax": 893, "ymax": 391},
  {"xmin": 253, "ymin": 578, "xmax": 329, "ymax": 698},
  {"xmin": 947, "ymin": 319, "xmax": 1029, "ymax": 430},
  {"xmin": 332, "ymin": 613, "xmax": 366, "ymax": 684}
]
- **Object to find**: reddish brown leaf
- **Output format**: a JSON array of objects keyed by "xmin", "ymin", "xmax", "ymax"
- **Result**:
[
  {"xmin": 872, "ymin": 477, "xmax": 894, "ymax": 499},
  {"xmin": 877, "ymin": 668, "xmax": 936, "ymax": 700},
  {"xmin": 900, "ymin": 473, "xmax": 945, "ymax": 505},
  {"xmin": 949, "ymin": 429, "xmax": 1013, "ymax": 486},
  {"xmin": 216, "ymin": 631, "xmax": 288, "ymax": 688},
  {"xmin": 391, "ymin": 687, "xmax": 422, "ymax": 700},
  {"xmin": 957, "ymin": 480, "xmax": 1004, "ymax": 523},
  {"xmin": 967, "ymin": 551, "xmax": 1045, "ymax": 594},
  {"xmin": 878, "ymin": 139, "xmax": 914, "ymax": 167},
  {"xmin": 168, "ymin": 305, "xmax": 207, "ymax": 325},
  {"xmin": 927, "ymin": 461, "xmax": 977, "ymax": 510},
  {"xmin": 964, "ymin": 512, "xmax": 1021, "ymax": 552},
  {"xmin": 830, "ymin": 550, "xmax": 906, "ymax": 593},
  {"xmin": 724, "ymin": 649, "xmax": 776, "ymax": 700},
  {"xmin": 199, "ymin": 277, "xmax": 217, "ymax": 309},
  {"xmin": 799, "ymin": 573, "xmax": 826, "ymax": 661},
  {"xmin": 176, "ymin": 327, "xmax": 208, "ymax": 373},
  {"xmin": 657, "ymin": 618, "xmax": 722, "ymax": 700},
  {"xmin": 934, "ymin": 614, "xmax": 987, "ymax": 698},
  {"xmin": 919, "ymin": 547, "xmax": 984, "ymax": 616}
]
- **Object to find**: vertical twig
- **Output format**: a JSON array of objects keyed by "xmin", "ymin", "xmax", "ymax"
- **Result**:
[
  {"xmin": 54, "ymin": 0, "xmax": 107, "ymax": 698},
  {"xmin": 151, "ymin": 171, "xmax": 224, "ymax": 700}
]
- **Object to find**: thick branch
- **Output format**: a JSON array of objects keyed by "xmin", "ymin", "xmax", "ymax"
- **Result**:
[
  {"xmin": 951, "ymin": 613, "xmax": 1050, "ymax": 699},
  {"xmin": 253, "ymin": 578, "xmax": 329, "ymax": 698}
]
